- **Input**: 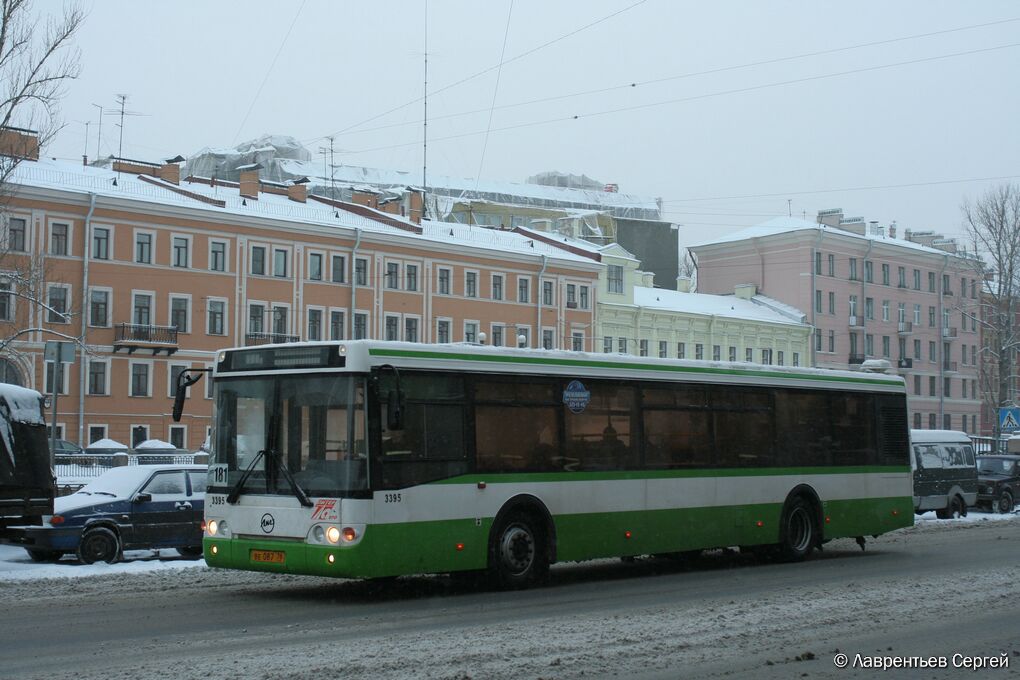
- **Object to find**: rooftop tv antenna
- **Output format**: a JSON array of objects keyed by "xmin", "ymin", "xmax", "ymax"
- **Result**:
[
  {"xmin": 107, "ymin": 94, "xmax": 148, "ymax": 181},
  {"xmin": 91, "ymin": 103, "xmax": 103, "ymax": 160}
]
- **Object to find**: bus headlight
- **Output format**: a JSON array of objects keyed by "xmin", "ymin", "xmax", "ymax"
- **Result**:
[
  {"xmin": 207, "ymin": 520, "xmax": 229, "ymax": 537},
  {"xmin": 207, "ymin": 520, "xmax": 218, "ymax": 536},
  {"xmin": 325, "ymin": 526, "xmax": 341, "ymax": 544},
  {"xmin": 312, "ymin": 525, "xmax": 325, "ymax": 543}
]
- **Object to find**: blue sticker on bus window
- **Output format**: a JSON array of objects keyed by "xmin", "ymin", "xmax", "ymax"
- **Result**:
[{"xmin": 563, "ymin": 380, "xmax": 591, "ymax": 413}]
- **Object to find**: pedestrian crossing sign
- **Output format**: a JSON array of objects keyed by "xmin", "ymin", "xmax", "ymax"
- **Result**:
[{"xmin": 1000, "ymin": 407, "xmax": 1020, "ymax": 434}]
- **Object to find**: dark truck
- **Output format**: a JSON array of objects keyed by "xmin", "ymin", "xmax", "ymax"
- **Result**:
[{"xmin": 0, "ymin": 384, "xmax": 56, "ymax": 539}]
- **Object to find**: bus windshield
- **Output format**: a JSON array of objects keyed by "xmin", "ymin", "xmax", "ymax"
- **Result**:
[{"xmin": 210, "ymin": 374, "xmax": 368, "ymax": 498}]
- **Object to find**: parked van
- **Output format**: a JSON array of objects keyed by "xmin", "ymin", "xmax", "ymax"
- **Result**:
[{"xmin": 910, "ymin": 430, "xmax": 978, "ymax": 518}]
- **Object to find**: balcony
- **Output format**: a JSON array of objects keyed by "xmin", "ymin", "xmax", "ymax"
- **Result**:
[
  {"xmin": 113, "ymin": 323, "xmax": 178, "ymax": 355},
  {"xmin": 942, "ymin": 361, "xmax": 958, "ymax": 373},
  {"xmin": 941, "ymin": 326, "xmax": 958, "ymax": 339},
  {"xmin": 848, "ymin": 353, "xmax": 866, "ymax": 365},
  {"xmin": 244, "ymin": 332, "xmax": 300, "ymax": 346},
  {"xmin": 897, "ymin": 358, "xmax": 913, "ymax": 369},
  {"xmin": 848, "ymin": 315, "xmax": 863, "ymax": 328},
  {"xmin": 897, "ymin": 321, "xmax": 913, "ymax": 334}
]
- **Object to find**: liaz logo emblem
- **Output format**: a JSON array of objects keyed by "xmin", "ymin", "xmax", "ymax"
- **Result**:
[
  {"xmin": 260, "ymin": 513, "xmax": 275, "ymax": 533},
  {"xmin": 311, "ymin": 499, "xmax": 339, "ymax": 521}
]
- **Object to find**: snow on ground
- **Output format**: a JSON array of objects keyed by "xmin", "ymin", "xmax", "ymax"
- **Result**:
[{"xmin": 0, "ymin": 508, "xmax": 1015, "ymax": 583}]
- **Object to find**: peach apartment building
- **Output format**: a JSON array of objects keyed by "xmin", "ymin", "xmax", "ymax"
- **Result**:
[
  {"xmin": 691, "ymin": 213, "xmax": 984, "ymax": 434},
  {"xmin": 0, "ymin": 131, "xmax": 600, "ymax": 450}
]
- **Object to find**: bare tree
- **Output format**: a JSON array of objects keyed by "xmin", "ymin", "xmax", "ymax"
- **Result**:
[
  {"xmin": 963, "ymin": 183, "xmax": 1020, "ymax": 441},
  {"xmin": 0, "ymin": 0, "xmax": 84, "ymax": 190}
]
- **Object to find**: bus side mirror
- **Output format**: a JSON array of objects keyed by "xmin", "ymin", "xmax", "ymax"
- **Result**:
[
  {"xmin": 172, "ymin": 369, "xmax": 210, "ymax": 422},
  {"xmin": 386, "ymin": 390, "xmax": 403, "ymax": 431}
]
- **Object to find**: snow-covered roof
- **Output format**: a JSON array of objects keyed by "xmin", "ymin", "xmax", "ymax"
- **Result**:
[
  {"xmin": 632, "ymin": 286, "xmax": 808, "ymax": 327},
  {"xmin": 8, "ymin": 159, "xmax": 597, "ymax": 269},
  {"xmin": 910, "ymin": 429, "xmax": 972, "ymax": 443},
  {"xmin": 689, "ymin": 216, "xmax": 981, "ymax": 261},
  {"xmin": 86, "ymin": 438, "xmax": 128, "ymax": 450},
  {"xmin": 0, "ymin": 384, "xmax": 44, "ymax": 425}
]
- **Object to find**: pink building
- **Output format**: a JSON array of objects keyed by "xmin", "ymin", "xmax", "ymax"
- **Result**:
[{"xmin": 691, "ymin": 213, "xmax": 984, "ymax": 434}]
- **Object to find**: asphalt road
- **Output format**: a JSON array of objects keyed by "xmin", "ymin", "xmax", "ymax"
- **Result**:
[{"xmin": 1, "ymin": 519, "xmax": 1018, "ymax": 680}]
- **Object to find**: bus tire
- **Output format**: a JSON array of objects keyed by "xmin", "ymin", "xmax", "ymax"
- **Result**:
[
  {"xmin": 77, "ymin": 527, "xmax": 120, "ymax": 565},
  {"xmin": 178, "ymin": 545, "xmax": 203, "ymax": 558},
  {"xmin": 777, "ymin": 496, "xmax": 817, "ymax": 562},
  {"xmin": 997, "ymin": 490, "xmax": 1014, "ymax": 514},
  {"xmin": 949, "ymin": 495, "xmax": 966, "ymax": 519},
  {"xmin": 489, "ymin": 512, "xmax": 548, "ymax": 589}
]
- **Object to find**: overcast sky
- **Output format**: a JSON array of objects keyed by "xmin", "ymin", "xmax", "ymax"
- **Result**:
[{"xmin": 39, "ymin": 0, "xmax": 1020, "ymax": 246}]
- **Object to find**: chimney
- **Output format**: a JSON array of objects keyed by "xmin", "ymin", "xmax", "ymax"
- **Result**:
[
  {"xmin": 287, "ymin": 177, "xmax": 309, "ymax": 203},
  {"xmin": 0, "ymin": 126, "xmax": 40, "ymax": 160},
  {"xmin": 676, "ymin": 276, "xmax": 692, "ymax": 293},
  {"xmin": 351, "ymin": 189, "xmax": 379, "ymax": 209},
  {"xmin": 817, "ymin": 208, "xmax": 843, "ymax": 228},
  {"xmin": 735, "ymin": 283, "xmax": 757, "ymax": 300},
  {"xmin": 888, "ymin": 221, "xmax": 897, "ymax": 239},
  {"xmin": 406, "ymin": 189, "xmax": 424, "ymax": 224},
  {"xmin": 640, "ymin": 271, "xmax": 655, "ymax": 287},
  {"xmin": 238, "ymin": 163, "xmax": 262, "ymax": 200},
  {"xmin": 158, "ymin": 155, "xmax": 184, "ymax": 185}
]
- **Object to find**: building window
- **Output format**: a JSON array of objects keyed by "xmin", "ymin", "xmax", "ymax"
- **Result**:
[
  {"xmin": 308, "ymin": 253, "xmax": 322, "ymax": 281},
  {"xmin": 135, "ymin": 232, "xmax": 152, "ymax": 264},
  {"xmin": 273, "ymin": 249, "xmax": 288, "ymax": 277},
  {"xmin": 929, "ymin": 376, "xmax": 936, "ymax": 396},
  {"xmin": 385, "ymin": 262, "xmax": 399, "ymax": 289},
  {"xmin": 0, "ymin": 282, "xmax": 13, "ymax": 321},
  {"xmin": 639, "ymin": 340, "xmax": 648, "ymax": 357},
  {"xmin": 7, "ymin": 217, "xmax": 26, "ymax": 252},
  {"xmin": 729, "ymin": 346, "xmax": 737, "ymax": 361},
  {"xmin": 210, "ymin": 241, "xmax": 227, "ymax": 272},
  {"xmin": 828, "ymin": 330, "xmax": 835, "ymax": 353},
  {"xmin": 47, "ymin": 285, "xmax": 68, "ymax": 323},
  {"xmin": 881, "ymin": 263, "xmax": 890, "ymax": 285},
  {"xmin": 677, "ymin": 342, "xmax": 685, "ymax": 359},
  {"xmin": 405, "ymin": 317, "xmax": 419, "ymax": 343},
  {"xmin": 542, "ymin": 280, "xmax": 553, "ymax": 305},
  {"xmin": 405, "ymin": 264, "xmax": 418, "ymax": 292},
  {"xmin": 777, "ymin": 351, "xmax": 785, "ymax": 366},
  {"xmin": 307, "ymin": 308, "xmax": 322, "ymax": 341},
  {"xmin": 929, "ymin": 413, "xmax": 936, "ymax": 429},
  {"xmin": 87, "ymin": 360, "xmax": 107, "ymax": 396},
  {"xmin": 914, "ymin": 413, "xmax": 922, "ymax": 429},
  {"xmin": 329, "ymin": 311, "xmax": 345, "ymax": 341},
  {"xmin": 169, "ymin": 425, "xmax": 186, "ymax": 450},
  {"xmin": 354, "ymin": 313, "xmax": 367, "ymax": 339},
  {"xmin": 543, "ymin": 329, "xmax": 554, "ymax": 349},
  {"xmin": 172, "ymin": 236, "xmax": 188, "ymax": 268},
  {"xmin": 913, "ymin": 269, "xmax": 921, "ymax": 290},
  {"xmin": 44, "ymin": 362, "xmax": 67, "ymax": 395},
  {"xmin": 88, "ymin": 425, "xmax": 107, "ymax": 445},
  {"xmin": 814, "ymin": 252, "xmax": 822, "ymax": 274},
  {"xmin": 865, "ymin": 334, "xmax": 874, "ymax": 356},
  {"xmin": 130, "ymin": 362, "xmax": 150, "ymax": 397},
  {"xmin": 928, "ymin": 306, "xmax": 936, "ymax": 327},
  {"xmin": 438, "ymin": 268, "xmax": 451, "ymax": 294},
  {"xmin": 619, "ymin": 337, "xmax": 628, "ymax": 354},
  {"xmin": 815, "ymin": 330, "xmax": 822, "ymax": 352},
  {"xmin": 898, "ymin": 266, "xmax": 906, "ymax": 288},
  {"xmin": 849, "ymin": 258, "xmax": 858, "ymax": 281},
  {"xmin": 465, "ymin": 321, "xmax": 478, "ymax": 343},
  {"xmin": 579, "ymin": 286, "xmax": 589, "ymax": 309},
  {"xmin": 712, "ymin": 345, "xmax": 721, "ymax": 361},
  {"xmin": 492, "ymin": 325, "xmax": 504, "ymax": 347},
  {"xmin": 792, "ymin": 352, "xmax": 800, "ymax": 367},
  {"xmin": 133, "ymin": 293, "xmax": 152, "ymax": 326},
  {"xmin": 50, "ymin": 223, "xmax": 68, "ymax": 256},
  {"xmin": 864, "ymin": 260, "xmax": 873, "ymax": 283},
  {"xmin": 518, "ymin": 277, "xmax": 530, "ymax": 303},
  {"xmin": 272, "ymin": 306, "xmax": 288, "ymax": 335},
  {"xmin": 466, "ymin": 272, "xmax": 478, "ymax": 298},
  {"xmin": 385, "ymin": 315, "xmax": 399, "ymax": 341},
  {"xmin": 695, "ymin": 344, "xmax": 704, "ymax": 360},
  {"xmin": 170, "ymin": 296, "xmax": 189, "ymax": 333},
  {"xmin": 607, "ymin": 265, "xmax": 624, "ymax": 293},
  {"xmin": 331, "ymin": 255, "xmax": 346, "ymax": 283},
  {"xmin": 746, "ymin": 347, "xmax": 753, "ymax": 362},
  {"xmin": 572, "ymin": 332, "xmax": 583, "ymax": 352},
  {"xmin": 761, "ymin": 349, "xmax": 773, "ymax": 364},
  {"xmin": 437, "ymin": 319, "xmax": 451, "ymax": 344},
  {"xmin": 251, "ymin": 246, "xmax": 265, "ymax": 275},
  {"xmin": 659, "ymin": 341, "xmax": 668, "ymax": 358},
  {"xmin": 928, "ymin": 271, "xmax": 935, "ymax": 292},
  {"xmin": 249, "ymin": 303, "xmax": 264, "ymax": 334},
  {"xmin": 89, "ymin": 289, "xmax": 109, "ymax": 327},
  {"xmin": 355, "ymin": 258, "xmax": 367, "ymax": 286},
  {"xmin": 865, "ymin": 297, "xmax": 874, "ymax": 320},
  {"xmin": 92, "ymin": 227, "xmax": 110, "ymax": 260},
  {"xmin": 882, "ymin": 300, "xmax": 890, "ymax": 322},
  {"xmin": 207, "ymin": 300, "xmax": 225, "ymax": 335},
  {"xmin": 604, "ymin": 337, "xmax": 613, "ymax": 353},
  {"xmin": 943, "ymin": 414, "xmax": 951, "ymax": 430},
  {"xmin": 566, "ymin": 284, "xmax": 577, "ymax": 307},
  {"xmin": 882, "ymin": 336, "xmax": 890, "ymax": 358},
  {"xmin": 492, "ymin": 275, "xmax": 504, "ymax": 301}
]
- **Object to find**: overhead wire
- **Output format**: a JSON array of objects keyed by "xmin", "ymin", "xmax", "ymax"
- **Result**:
[{"xmin": 475, "ymin": 0, "xmax": 515, "ymax": 189}]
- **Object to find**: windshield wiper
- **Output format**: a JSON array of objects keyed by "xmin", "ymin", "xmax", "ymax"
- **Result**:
[
  {"xmin": 226, "ymin": 449, "xmax": 267, "ymax": 504},
  {"xmin": 91, "ymin": 491, "xmax": 116, "ymax": 497},
  {"xmin": 225, "ymin": 448, "xmax": 313, "ymax": 507}
]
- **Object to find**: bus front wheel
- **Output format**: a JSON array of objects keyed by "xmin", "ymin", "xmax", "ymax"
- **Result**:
[
  {"xmin": 489, "ymin": 512, "xmax": 548, "ymax": 589},
  {"xmin": 777, "ymin": 496, "xmax": 817, "ymax": 562}
]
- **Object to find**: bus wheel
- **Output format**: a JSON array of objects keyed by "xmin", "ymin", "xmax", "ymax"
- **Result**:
[
  {"xmin": 948, "ymin": 496, "xmax": 966, "ymax": 519},
  {"xmin": 778, "ymin": 497, "xmax": 816, "ymax": 562},
  {"xmin": 997, "ymin": 490, "xmax": 1014, "ymax": 514},
  {"xmin": 177, "ymin": 546, "xmax": 203, "ymax": 558},
  {"xmin": 489, "ymin": 513, "xmax": 547, "ymax": 589},
  {"xmin": 26, "ymin": 548, "xmax": 62, "ymax": 562},
  {"xmin": 77, "ymin": 527, "xmax": 120, "ymax": 565}
]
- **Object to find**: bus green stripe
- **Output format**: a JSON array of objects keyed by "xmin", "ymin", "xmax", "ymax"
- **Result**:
[
  {"xmin": 428, "ymin": 466, "xmax": 910, "ymax": 484},
  {"xmin": 367, "ymin": 347, "xmax": 900, "ymax": 387}
]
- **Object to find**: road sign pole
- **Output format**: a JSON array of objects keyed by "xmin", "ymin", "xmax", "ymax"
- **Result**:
[{"xmin": 49, "ymin": 362, "xmax": 60, "ymax": 469}]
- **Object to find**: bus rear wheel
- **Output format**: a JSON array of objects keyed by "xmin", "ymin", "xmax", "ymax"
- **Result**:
[
  {"xmin": 777, "ymin": 496, "xmax": 817, "ymax": 562},
  {"xmin": 489, "ymin": 512, "xmax": 548, "ymax": 589}
]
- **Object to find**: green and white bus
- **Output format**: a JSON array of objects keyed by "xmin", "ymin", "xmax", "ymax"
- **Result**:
[{"xmin": 185, "ymin": 340, "xmax": 912, "ymax": 588}]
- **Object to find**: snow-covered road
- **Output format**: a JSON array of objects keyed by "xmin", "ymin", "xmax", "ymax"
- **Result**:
[{"xmin": 1, "ymin": 511, "xmax": 1017, "ymax": 680}]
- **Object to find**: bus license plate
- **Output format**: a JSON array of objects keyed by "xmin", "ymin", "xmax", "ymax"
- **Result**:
[{"xmin": 251, "ymin": 549, "xmax": 285, "ymax": 564}]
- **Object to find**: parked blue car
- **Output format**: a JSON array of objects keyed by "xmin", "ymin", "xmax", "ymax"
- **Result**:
[{"xmin": 17, "ymin": 464, "xmax": 206, "ymax": 564}]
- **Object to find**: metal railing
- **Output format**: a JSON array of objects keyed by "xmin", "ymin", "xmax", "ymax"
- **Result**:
[
  {"xmin": 897, "ymin": 321, "xmax": 913, "ymax": 333},
  {"xmin": 942, "ymin": 361, "xmax": 958, "ymax": 373},
  {"xmin": 941, "ymin": 326, "xmax": 958, "ymax": 339},
  {"xmin": 54, "ymin": 451, "xmax": 207, "ymax": 494},
  {"xmin": 115, "ymin": 323, "xmax": 178, "ymax": 344},
  {"xmin": 245, "ymin": 331, "xmax": 301, "ymax": 346}
]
